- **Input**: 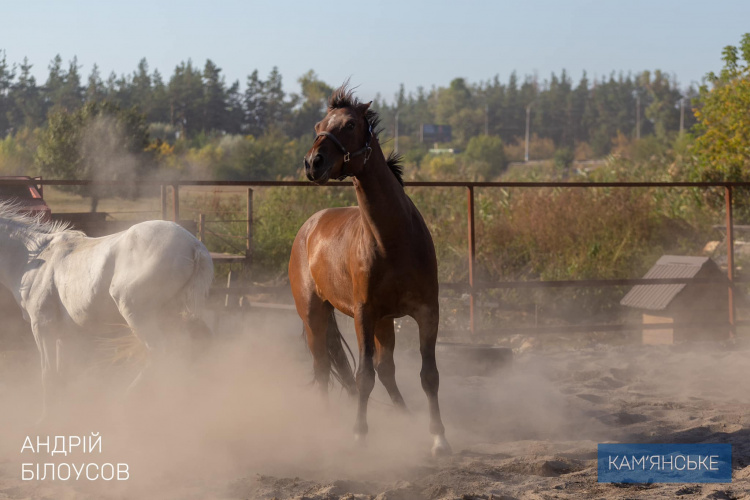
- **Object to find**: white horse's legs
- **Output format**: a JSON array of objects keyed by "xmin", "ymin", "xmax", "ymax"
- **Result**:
[
  {"xmin": 117, "ymin": 307, "xmax": 166, "ymax": 395},
  {"xmin": 38, "ymin": 342, "xmax": 53, "ymax": 424},
  {"xmin": 32, "ymin": 323, "xmax": 62, "ymax": 425}
]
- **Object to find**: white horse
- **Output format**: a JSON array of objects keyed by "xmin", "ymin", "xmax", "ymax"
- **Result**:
[{"xmin": 0, "ymin": 203, "xmax": 214, "ymax": 419}]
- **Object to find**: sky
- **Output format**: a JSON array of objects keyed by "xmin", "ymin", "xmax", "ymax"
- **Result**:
[{"xmin": 1, "ymin": 0, "xmax": 749, "ymax": 102}]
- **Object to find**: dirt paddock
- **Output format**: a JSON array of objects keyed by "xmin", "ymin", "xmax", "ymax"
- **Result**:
[{"xmin": 2, "ymin": 312, "xmax": 750, "ymax": 499}]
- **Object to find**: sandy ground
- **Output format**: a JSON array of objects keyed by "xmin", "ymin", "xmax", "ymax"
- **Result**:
[{"xmin": 2, "ymin": 310, "xmax": 750, "ymax": 499}]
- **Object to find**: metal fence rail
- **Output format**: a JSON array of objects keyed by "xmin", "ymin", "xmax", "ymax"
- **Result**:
[{"xmin": 5, "ymin": 177, "xmax": 746, "ymax": 337}]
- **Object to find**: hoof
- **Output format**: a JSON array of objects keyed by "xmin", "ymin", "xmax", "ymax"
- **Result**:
[{"xmin": 431, "ymin": 435, "xmax": 452, "ymax": 457}]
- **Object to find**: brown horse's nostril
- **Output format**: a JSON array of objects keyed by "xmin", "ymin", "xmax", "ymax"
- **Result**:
[{"xmin": 312, "ymin": 154, "xmax": 324, "ymax": 169}]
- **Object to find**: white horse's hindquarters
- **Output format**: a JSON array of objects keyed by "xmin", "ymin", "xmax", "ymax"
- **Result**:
[
  {"xmin": 108, "ymin": 220, "xmax": 213, "ymax": 313},
  {"xmin": 42, "ymin": 220, "xmax": 212, "ymax": 328}
]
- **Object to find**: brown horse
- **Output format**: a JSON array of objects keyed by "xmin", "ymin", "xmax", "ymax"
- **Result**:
[{"xmin": 289, "ymin": 85, "xmax": 450, "ymax": 456}]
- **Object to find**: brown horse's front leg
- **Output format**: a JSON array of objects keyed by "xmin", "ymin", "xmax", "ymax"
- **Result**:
[
  {"xmin": 415, "ymin": 307, "xmax": 451, "ymax": 457},
  {"xmin": 353, "ymin": 307, "xmax": 376, "ymax": 443}
]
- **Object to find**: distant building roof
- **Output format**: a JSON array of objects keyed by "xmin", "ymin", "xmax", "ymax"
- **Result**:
[{"xmin": 620, "ymin": 256, "xmax": 723, "ymax": 311}]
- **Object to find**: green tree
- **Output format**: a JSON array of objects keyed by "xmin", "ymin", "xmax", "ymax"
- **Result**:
[
  {"xmin": 202, "ymin": 59, "xmax": 228, "ymax": 133},
  {"xmin": 535, "ymin": 71, "xmax": 573, "ymax": 147},
  {"xmin": 41, "ymin": 55, "xmax": 84, "ymax": 112},
  {"xmin": 571, "ymin": 72, "xmax": 591, "ymax": 145},
  {"xmin": 7, "ymin": 58, "xmax": 43, "ymax": 129},
  {"xmin": 244, "ymin": 69, "xmax": 266, "ymax": 136},
  {"xmin": 693, "ymin": 33, "xmax": 750, "ymax": 177},
  {"xmin": 435, "ymin": 78, "xmax": 483, "ymax": 145},
  {"xmin": 691, "ymin": 33, "xmax": 750, "ymax": 219},
  {"xmin": 224, "ymin": 80, "xmax": 245, "ymax": 135},
  {"xmin": 168, "ymin": 60, "xmax": 204, "ymax": 136},
  {"xmin": 44, "ymin": 54, "xmax": 64, "ymax": 113},
  {"xmin": 290, "ymin": 70, "xmax": 331, "ymax": 138},
  {"xmin": 264, "ymin": 66, "xmax": 289, "ymax": 130},
  {"xmin": 85, "ymin": 64, "xmax": 106, "ymax": 102},
  {"xmin": 105, "ymin": 71, "xmax": 134, "ymax": 110},
  {"xmin": 641, "ymin": 69, "xmax": 681, "ymax": 139},
  {"xmin": 150, "ymin": 69, "xmax": 169, "ymax": 123},
  {"xmin": 0, "ymin": 50, "xmax": 14, "ymax": 135},
  {"xmin": 60, "ymin": 56, "xmax": 84, "ymax": 110},
  {"xmin": 131, "ymin": 58, "xmax": 154, "ymax": 117}
]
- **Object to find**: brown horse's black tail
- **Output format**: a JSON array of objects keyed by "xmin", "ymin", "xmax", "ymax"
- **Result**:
[{"xmin": 325, "ymin": 310, "xmax": 357, "ymax": 396}]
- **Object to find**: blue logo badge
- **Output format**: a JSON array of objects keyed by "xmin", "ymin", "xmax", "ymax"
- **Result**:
[{"xmin": 598, "ymin": 444, "xmax": 732, "ymax": 483}]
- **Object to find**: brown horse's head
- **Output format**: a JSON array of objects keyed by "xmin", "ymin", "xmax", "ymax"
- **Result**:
[{"xmin": 304, "ymin": 86, "xmax": 375, "ymax": 184}]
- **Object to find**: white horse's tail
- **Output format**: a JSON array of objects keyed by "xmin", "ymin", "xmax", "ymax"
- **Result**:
[
  {"xmin": 181, "ymin": 244, "xmax": 214, "ymax": 317},
  {"xmin": 180, "ymin": 245, "xmax": 214, "ymax": 353}
]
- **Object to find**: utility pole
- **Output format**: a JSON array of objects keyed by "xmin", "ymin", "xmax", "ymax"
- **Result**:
[
  {"xmin": 524, "ymin": 103, "xmax": 532, "ymax": 162},
  {"xmin": 679, "ymin": 97, "xmax": 685, "ymax": 135},
  {"xmin": 394, "ymin": 110, "xmax": 400, "ymax": 153},
  {"xmin": 635, "ymin": 93, "xmax": 641, "ymax": 140}
]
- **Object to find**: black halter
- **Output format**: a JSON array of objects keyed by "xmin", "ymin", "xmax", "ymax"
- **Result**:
[{"xmin": 315, "ymin": 119, "xmax": 373, "ymax": 180}]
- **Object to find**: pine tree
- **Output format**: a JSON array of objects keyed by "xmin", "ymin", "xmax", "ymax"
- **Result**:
[
  {"xmin": 265, "ymin": 66, "xmax": 288, "ymax": 131},
  {"xmin": 168, "ymin": 60, "xmax": 204, "ymax": 136},
  {"xmin": 0, "ymin": 50, "xmax": 15, "ymax": 135},
  {"xmin": 132, "ymin": 58, "xmax": 153, "ymax": 117},
  {"xmin": 244, "ymin": 69, "xmax": 266, "ymax": 136},
  {"xmin": 202, "ymin": 59, "xmax": 228, "ymax": 133},
  {"xmin": 85, "ymin": 64, "xmax": 106, "ymax": 102},
  {"xmin": 8, "ymin": 58, "xmax": 43, "ymax": 129},
  {"xmin": 224, "ymin": 80, "xmax": 244, "ymax": 135},
  {"xmin": 44, "ymin": 54, "xmax": 65, "ymax": 113},
  {"xmin": 59, "ymin": 56, "xmax": 84, "ymax": 110},
  {"xmin": 150, "ymin": 69, "xmax": 169, "ymax": 123}
]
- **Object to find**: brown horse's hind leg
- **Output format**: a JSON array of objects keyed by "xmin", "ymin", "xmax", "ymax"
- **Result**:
[
  {"xmin": 374, "ymin": 318, "xmax": 407, "ymax": 411},
  {"xmin": 302, "ymin": 301, "xmax": 333, "ymax": 396},
  {"xmin": 415, "ymin": 307, "xmax": 451, "ymax": 457},
  {"xmin": 353, "ymin": 308, "xmax": 376, "ymax": 442}
]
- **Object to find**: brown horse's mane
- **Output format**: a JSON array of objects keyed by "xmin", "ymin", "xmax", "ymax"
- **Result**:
[{"xmin": 329, "ymin": 84, "xmax": 404, "ymax": 186}]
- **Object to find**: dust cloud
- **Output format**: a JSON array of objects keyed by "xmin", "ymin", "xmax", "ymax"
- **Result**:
[
  {"xmin": 76, "ymin": 115, "xmax": 212, "ymax": 209},
  {"xmin": 0, "ymin": 311, "xmax": 440, "ymax": 499},
  {"xmin": 79, "ymin": 115, "xmax": 141, "ymax": 204},
  {"xmin": 3, "ymin": 304, "xmax": 750, "ymax": 498}
]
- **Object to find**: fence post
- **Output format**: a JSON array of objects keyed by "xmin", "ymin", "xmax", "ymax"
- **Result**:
[
  {"xmin": 160, "ymin": 185, "xmax": 167, "ymax": 220},
  {"xmin": 172, "ymin": 184, "xmax": 180, "ymax": 223},
  {"xmin": 198, "ymin": 213, "xmax": 205, "ymax": 242},
  {"xmin": 224, "ymin": 271, "xmax": 233, "ymax": 308},
  {"xmin": 467, "ymin": 185, "xmax": 476, "ymax": 334},
  {"xmin": 246, "ymin": 188, "xmax": 253, "ymax": 272},
  {"xmin": 726, "ymin": 186, "xmax": 736, "ymax": 338}
]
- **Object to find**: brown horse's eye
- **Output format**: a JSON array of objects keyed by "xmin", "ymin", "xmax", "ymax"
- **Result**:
[{"xmin": 346, "ymin": 122, "xmax": 355, "ymax": 130}]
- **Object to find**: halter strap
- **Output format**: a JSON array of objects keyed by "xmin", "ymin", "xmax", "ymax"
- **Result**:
[{"xmin": 315, "ymin": 119, "xmax": 373, "ymax": 180}]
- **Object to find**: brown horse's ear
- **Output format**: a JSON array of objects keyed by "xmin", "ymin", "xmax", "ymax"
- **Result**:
[{"xmin": 359, "ymin": 101, "xmax": 372, "ymax": 113}]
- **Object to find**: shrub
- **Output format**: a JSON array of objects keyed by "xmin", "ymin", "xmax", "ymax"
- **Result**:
[{"xmin": 465, "ymin": 135, "xmax": 507, "ymax": 179}]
